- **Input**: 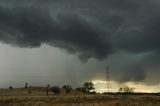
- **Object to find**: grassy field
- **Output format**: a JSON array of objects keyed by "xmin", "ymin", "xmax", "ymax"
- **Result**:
[{"xmin": 0, "ymin": 88, "xmax": 160, "ymax": 106}]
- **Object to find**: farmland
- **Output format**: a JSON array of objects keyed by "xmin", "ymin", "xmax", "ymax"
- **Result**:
[{"xmin": 0, "ymin": 88, "xmax": 159, "ymax": 106}]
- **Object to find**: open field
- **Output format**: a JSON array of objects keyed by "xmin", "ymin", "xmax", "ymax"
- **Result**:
[{"xmin": 0, "ymin": 88, "xmax": 160, "ymax": 106}]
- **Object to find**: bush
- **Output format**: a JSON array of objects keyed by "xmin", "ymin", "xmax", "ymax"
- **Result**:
[
  {"xmin": 119, "ymin": 86, "xmax": 135, "ymax": 95},
  {"xmin": 63, "ymin": 85, "xmax": 72, "ymax": 94},
  {"xmin": 51, "ymin": 86, "xmax": 60, "ymax": 95},
  {"xmin": 9, "ymin": 86, "xmax": 13, "ymax": 90}
]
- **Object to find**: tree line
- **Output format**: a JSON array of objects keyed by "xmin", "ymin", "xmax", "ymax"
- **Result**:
[
  {"xmin": 9, "ymin": 82, "xmax": 135, "ymax": 95},
  {"xmin": 9, "ymin": 81, "xmax": 96, "ymax": 95}
]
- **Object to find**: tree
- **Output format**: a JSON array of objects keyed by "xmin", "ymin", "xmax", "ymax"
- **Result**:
[
  {"xmin": 119, "ymin": 86, "xmax": 135, "ymax": 94},
  {"xmin": 46, "ymin": 84, "xmax": 50, "ymax": 96},
  {"xmin": 9, "ymin": 86, "xmax": 13, "ymax": 90},
  {"xmin": 83, "ymin": 82, "xmax": 95, "ymax": 94},
  {"xmin": 25, "ymin": 83, "xmax": 29, "ymax": 88},
  {"xmin": 63, "ymin": 85, "xmax": 72, "ymax": 94},
  {"xmin": 51, "ymin": 86, "xmax": 60, "ymax": 95}
]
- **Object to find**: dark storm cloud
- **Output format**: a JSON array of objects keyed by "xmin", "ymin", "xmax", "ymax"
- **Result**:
[
  {"xmin": 0, "ymin": 0, "xmax": 160, "ymax": 83},
  {"xmin": 0, "ymin": 0, "xmax": 144, "ymax": 60},
  {"xmin": 0, "ymin": 0, "xmax": 114, "ymax": 60}
]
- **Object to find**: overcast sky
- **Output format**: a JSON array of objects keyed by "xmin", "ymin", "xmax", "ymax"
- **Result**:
[{"xmin": 0, "ymin": 0, "xmax": 160, "ymax": 91}]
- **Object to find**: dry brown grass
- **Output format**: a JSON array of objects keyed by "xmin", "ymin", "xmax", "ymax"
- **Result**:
[{"xmin": 0, "ymin": 88, "xmax": 159, "ymax": 106}]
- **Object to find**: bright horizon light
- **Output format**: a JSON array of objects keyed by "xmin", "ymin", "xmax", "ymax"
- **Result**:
[{"xmin": 92, "ymin": 80, "xmax": 160, "ymax": 93}]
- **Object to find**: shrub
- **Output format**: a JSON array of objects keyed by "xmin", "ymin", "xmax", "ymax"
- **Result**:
[{"xmin": 51, "ymin": 86, "xmax": 60, "ymax": 95}]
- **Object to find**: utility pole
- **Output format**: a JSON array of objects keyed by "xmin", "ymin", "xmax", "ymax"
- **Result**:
[{"xmin": 106, "ymin": 66, "xmax": 110, "ymax": 93}]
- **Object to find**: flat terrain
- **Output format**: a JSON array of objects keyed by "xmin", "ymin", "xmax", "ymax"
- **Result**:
[{"xmin": 0, "ymin": 88, "xmax": 160, "ymax": 106}]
